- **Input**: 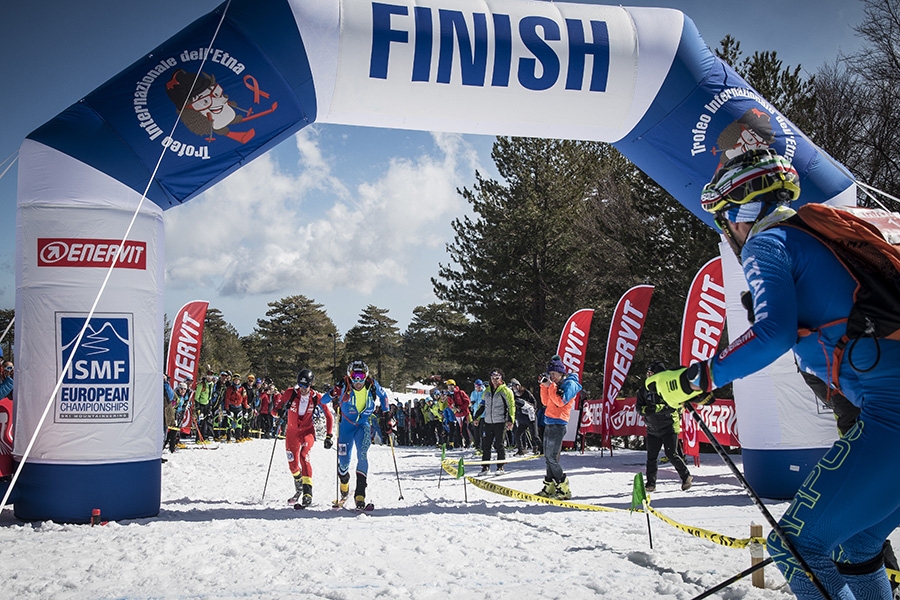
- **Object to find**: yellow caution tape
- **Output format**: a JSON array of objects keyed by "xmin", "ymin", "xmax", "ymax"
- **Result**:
[
  {"xmin": 441, "ymin": 461, "xmax": 621, "ymax": 512},
  {"xmin": 450, "ymin": 454, "xmax": 543, "ymax": 466},
  {"xmin": 441, "ymin": 460, "xmax": 900, "ymax": 573},
  {"xmin": 643, "ymin": 502, "xmax": 765, "ymax": 549}
]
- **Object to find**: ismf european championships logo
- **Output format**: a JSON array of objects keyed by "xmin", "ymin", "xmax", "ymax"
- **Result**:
[{"xmin": 57, "ymin": 314, "xmax": 133, "ymax": 422}]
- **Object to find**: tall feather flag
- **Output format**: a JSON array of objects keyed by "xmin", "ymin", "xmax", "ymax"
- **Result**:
[
  {"xmin": 679, "ymin": 258, "xmax": 726, "ymax": 465},
  {"xmin": 556, "ymin": 309, "xmax": 595, "ymax": 380},
  {"xmin": 166, "ymin": 300, "xmax": 209, "ymax": 384},
  {"xmin": 601, "ymin": 285, "xmax": 654, "ymax": 449},
  {"xmin": 166, "ymin": 300, "xmax": 209, "ymax": 436},
  {"xmin": 556, "ymin": 309, "xmax": 594, "ymax": 450}
]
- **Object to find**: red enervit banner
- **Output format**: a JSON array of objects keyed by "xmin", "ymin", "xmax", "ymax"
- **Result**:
[
  {"xmin": 601, "ymin": 285, "xmax": 654, "ymax": 448},
  {"xmin": 37, "ymin": 238, "xmax": 147, "ymax": 270},
  {"xmin": 581, "ymin": 397, "xmax": 645, "ymax": 437},
  {"xmin": 679, "ymin": 257, "xmax": 726, "ymax": 366},
  {"xmin": 556, "ymin": 309, "xmax": 594, "ymax": 382},
  {"xmin": 580, "ymin": 397, "xmax": 740, "ymax": 446},
  {"xmin": 680, "ymin": 399, "xmax": 740, "ymax": 450},
  {"xmin": 558, "ymin": 308, "xmax": 595, "ymax": 449},
  {"xmin": 679, "ymin": 258, "xmax": 726, "ymax": 461},
  {"xmin": 166, "ymin": 300, "xmax": 209, "ymax": 384}
]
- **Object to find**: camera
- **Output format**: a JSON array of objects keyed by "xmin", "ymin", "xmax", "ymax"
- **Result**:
[{"xmin": 539, "ymin": 374, "xmax": 550, "ymax": 384}]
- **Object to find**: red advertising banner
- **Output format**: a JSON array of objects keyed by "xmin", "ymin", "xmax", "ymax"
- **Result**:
[
  {"xmin": 166, "ymin": 300, "xmax": 209, "ymax": 384},
  {"xmin": 680, "ymin": 399, "xmax": 740, "ymax": 450},
  {"xmin": 580, "ymin": 398, "xmax": 604, "ymax": 435},
  {"xmin": 556, "ymin": 308, "xmax": 594, "ymax": 382},
  {"xmin": 580, "ymin": 397, "xmax": 739, "ymax": 448},
  {"xmin": 558, "ymin": 308, "xmax": 595, "ymax": 449},
  {"xmin": 601, "ymin": 285, "xmax": 654, "ymax": 448},
  {"xmin": 581, "ymin": 397, "xmax": 646, "ymax": 437},
  {"xmin": 679, "ymin": 257, "xmax": 726, "ymax": 366},
  {"xmin": 0, "ymin": 397, "xmax": 12, "ymax": 477},
  {"xmin": 37, "ymin": 238, "xmax": 147, "ymax": 270},
  {"xmin": 679, "ymin": 258, "xmax": 726, "ymax": 462}
]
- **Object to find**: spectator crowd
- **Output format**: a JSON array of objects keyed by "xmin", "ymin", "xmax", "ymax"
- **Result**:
[{"xmin": 161, "ymin": 370, "xmax": 547, "ymax": 456}]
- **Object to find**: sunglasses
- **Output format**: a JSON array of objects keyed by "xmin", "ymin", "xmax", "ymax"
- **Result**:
[
  {"xmin": 490, "ymin": 374, "xmax": 501, "ymax": 379},
  {"xmin": 4, "ymin": 366, "xmax": 12, "ymax": 372},
  {"xmin": 298, "ymin": 382, "xmax": 309, "ymax": 388}
]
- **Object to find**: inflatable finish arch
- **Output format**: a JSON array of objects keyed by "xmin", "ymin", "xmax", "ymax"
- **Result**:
[{"xmin": 13, "ymin": 0, "xmax": 852, "ymax": 521}]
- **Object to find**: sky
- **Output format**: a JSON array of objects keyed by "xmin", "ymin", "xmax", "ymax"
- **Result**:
[
  {"xmin": 0, "ymin": 0, "xmax": 867, "ymax": 338},
  {"xmin": 0, "ymin": 439, "xmax": 853, "ymax": 599}
]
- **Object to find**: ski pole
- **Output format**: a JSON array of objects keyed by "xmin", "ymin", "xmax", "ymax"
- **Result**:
[
  {"xmin": 685, "ymin": 401, "xmax": 833, "ymax": 600},
  {"xmin": 691, "ymin": 557, "xmax": 773, "ymax": 600},
  {"xmin": 334, "ymin": 404, "xmax": 342, "ymax": 504},
  {"xmin": 260, "ymin": 428, "xmax": 280, "ymax": 503},
  {"xmin": 388, "ymin": 427, "xmax": 404, "ymax": 500}
]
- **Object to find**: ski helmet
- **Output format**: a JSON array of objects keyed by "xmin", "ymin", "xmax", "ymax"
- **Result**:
[
  {"xmin": 296, "ymin": 369, "xmax": 314, "ymax": 387},
  {"xmin": 701, "ymin": 149, "xmax": 800, "ymax": 220},
  {"xmin": 347, "ymin": 360, "xmax": 369, "ymax": 380}
]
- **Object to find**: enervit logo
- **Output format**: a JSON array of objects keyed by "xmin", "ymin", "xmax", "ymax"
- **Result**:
[{"xmin": 38, "ymin": 238, "xmax": 147, "ymax": 270}]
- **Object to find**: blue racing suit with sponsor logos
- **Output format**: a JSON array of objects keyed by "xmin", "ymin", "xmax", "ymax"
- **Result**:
[
  {"xmin": 706, "ymin": 213, "xmax": 900, "ymax": 600},
  {"xmin": 334, "ymin": 377, "xmax": 389, "ymax": 479}
]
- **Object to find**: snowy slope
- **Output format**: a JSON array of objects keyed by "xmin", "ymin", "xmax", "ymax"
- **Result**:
[{"xmin": 0, "ymin": 438, "xmax": 847, "ymax": 599}]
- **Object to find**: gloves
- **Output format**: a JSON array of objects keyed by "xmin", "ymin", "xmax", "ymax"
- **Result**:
[
  {"xmin": 324, "ymin": 433, "xmax": 333, "ymax": 449},
  {"xmin": 646, "ymin": 362, "xmax": 713, "ymax": 408},
  {"xmin": 328, "ymin": 384, "xmax": 342, "ymax": 399}
]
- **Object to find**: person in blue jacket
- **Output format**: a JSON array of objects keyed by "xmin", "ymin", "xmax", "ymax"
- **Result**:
[
  {"xmin": 327, "ymin": 360, "xmax": 389, "ymax": 509},
  {"xmin": 648, "ymin": 148, "xmax": 900, "ymax": 600}
]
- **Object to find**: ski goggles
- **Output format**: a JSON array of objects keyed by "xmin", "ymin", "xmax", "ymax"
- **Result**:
[{"xmin": 350, "ymin": 371, "xmax": 367, "ymax": 383}]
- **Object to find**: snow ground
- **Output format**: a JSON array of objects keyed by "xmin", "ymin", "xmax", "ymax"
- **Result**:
[{"xmin": 0, "ymin": 439, "xmax": 870, "ymax": 599}]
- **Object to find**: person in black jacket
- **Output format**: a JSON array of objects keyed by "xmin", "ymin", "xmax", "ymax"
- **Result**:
[{"xmin": 636, "ymin": 360, "xmax": 692, "ymax": 493}]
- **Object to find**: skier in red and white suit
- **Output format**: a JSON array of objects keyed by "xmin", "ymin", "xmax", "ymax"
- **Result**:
[{"xmin": 283, "ymin": 369, "xmax": 333, "ymax": 507}]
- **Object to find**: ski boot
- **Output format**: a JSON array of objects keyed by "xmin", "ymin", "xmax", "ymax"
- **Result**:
[
  {"xmin": 645, "ymin": 480, "xmax": 656, "ymax": 493},
  {"xmin": 301, "ymin": 481, "xmax": 313, "ymax": 507},
  {"xmin": 554, "ymin": 477, "xmax": 571, "ymax": 500},
  {"xmin": 354, "ymin": 473, "xmax": 367, "ymax": 509},
  {"xmin": 681, "ymin": 475, "xmax": 693, "ymax": 491},
  {"xmin": 536, "ymin": 480, "xmax": 557, "ymax": 498},
  {"xmin": 334, "ymin": 471, "xmax": 350, "ymax": 507},
  {"xmin": 288, "ymin": 474, "xmax": 303, "ymax": 504}
]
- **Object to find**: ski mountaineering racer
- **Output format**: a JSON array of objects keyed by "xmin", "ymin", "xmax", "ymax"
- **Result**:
[
  {"xmin": 327, "ymin": 360, "xmax": 389, "ymax": 510},
  {"xmin": 647, "ymin": 148, "xmax": 900, "ymax": 600}
]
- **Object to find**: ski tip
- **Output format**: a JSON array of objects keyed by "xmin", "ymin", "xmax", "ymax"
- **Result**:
[{"xmin": 293, "ymin": 503, "xmax": 305, "ymax": 510}]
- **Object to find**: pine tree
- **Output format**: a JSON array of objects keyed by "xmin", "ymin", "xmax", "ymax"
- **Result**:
[
  {"xmin": 345, "ymin": 305, "xmax": 401, "ymax": 387},
  {"xmin": 198, "ymin": 308, "xmax": 250, "ymax": 377},
  {"xmin": 434, "ymin": 137, "xmax": 607, "ymax": 379},
  {"xmin": 400, "ymin": 303, "xmax": 467, "ymax": 385},
  {"xmin": 248, "ymin": 295, "xmax": 336, "ymax": 389}
]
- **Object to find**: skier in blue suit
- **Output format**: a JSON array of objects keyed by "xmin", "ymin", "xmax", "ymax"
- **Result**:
[
  {"xmin": 327, "ymin": 360, "xmax": 389, "ymax": 509},
  {"xmin": 649, "ymin": 148, "xmax": 900, "ymax": 600}
]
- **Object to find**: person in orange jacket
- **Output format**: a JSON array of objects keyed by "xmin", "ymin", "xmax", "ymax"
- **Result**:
[{"xmin": 536, "ymin": 355, "xmax": 581, "ymax": 500}]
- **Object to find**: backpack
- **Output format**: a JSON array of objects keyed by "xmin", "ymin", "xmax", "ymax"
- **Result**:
[{"xmin": 780, "ymin": 203, "xmax": 900, "ymax": 390}]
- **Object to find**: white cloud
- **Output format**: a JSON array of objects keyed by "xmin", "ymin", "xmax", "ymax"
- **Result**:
[{"xmin": 164, "ymin": 127, "xmax": 480, "ymax": 301}]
